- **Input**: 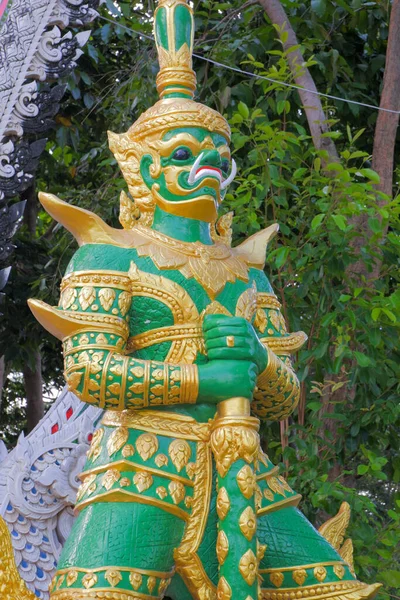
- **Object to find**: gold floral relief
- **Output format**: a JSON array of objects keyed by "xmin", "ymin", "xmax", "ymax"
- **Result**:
[
  {"xmin": 129, "ymin": 572, "xmax": 143, "ymax": 591},
  {"xmin": 99, "ymin": 287, "xmax": 116, "ymax": 311},
  {"xmin": 314, "ymin": 566, "xmax": 327, "ymax": 582},
  {"xmin": 292, "ymin": 569, "xmax": 308, "ymax": 586},
  {"xmin": 118, "ymin": 291, "xmax": 132, "ymax": 316},
  {"xmin": 61, "ymin": 287, "xmax": 77, "ymax": 310},
  {"xmin": 87, "ymin": 428, "xmax": 104, "ymax": 460},
  {"xmin": 333, "ymin": 564, "xmax": 345, "ymax": 580},
  {"xmin": 66, "ymin": 570, "xmax": 78, "ymax": 587},
  {"xmin": 155, "ymin": 453, "xmax": 169, "ymax": 467},
  {"xmin": 216, "ymin": 530, "xmax": 229, "ymax": 566},
  {"xmin": 169, "ymin": 439, "xmax": 192, "ymax": 472},
  {"xmin": 136, "ymin": 432, "xmax": 159, "ymax": 460},
  {"xmin": 107, "ymin": 426, "xmax": 129, "ymax": 457},
  {"xmin": 237, "ymin": 465, "xmax": 257, "ymax": 499},
  {"xmin": 79, "ymin": 286, "xmax": 96, "ymax": 311},
  {"xmin": 168, "ymin": 480, "xmax": 186, "ymax": 504},
  {"xmin": 101, "ymin": 469, "xmax": 121, "ymax": 491},
  {"xmin": 105, "ymin": 569, "xmax": 122, "ymax": 587},
  {"xmin": 269, "ymin": 572, "xmax": 284, "ymax": 588},
  {"xmin": 156, "ymin": 486, "xmax": 168, "ymax": 499},
  {"xmin": 76, "ymin": 474, "xmax": 96, "ymax": 502},
  {"xmin": 133, "ymin": 472, "xmax": 153, "ymax": 493},
  {"xmin": 122, "ymin": 444, "xmax": 135, "ymax": 458},
  {"xmin": 82, "ymin": 572, "xmax": 98, "ymax": 589},
  {"xmin": 239, "ymin": 549, "xmax": 258, "ymax": 586},
  {"xmin": 216, "ymin": 487, "xmax": 230, "ymax": 520},
  {"xmin": 217, "ymin": 576, "xmax": 232, "ymax": 600},
  {"xmin": 239, "ymin": 506, "xmax": 257, "ymax": 541}
]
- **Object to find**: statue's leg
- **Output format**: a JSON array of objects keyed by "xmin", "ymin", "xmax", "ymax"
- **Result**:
[
  {"xmin": 48, "ymin": 501, "xmax": 185, "ymax": 598},
  {"xmin": 256, "ymin": 454, "xmax": 381, "ymax": 600}
]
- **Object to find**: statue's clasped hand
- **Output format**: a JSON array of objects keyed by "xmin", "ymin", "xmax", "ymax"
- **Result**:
[
  {"xmin": 196, "ymin": 315, "xmax": 268, "ymax": 405},
  {"xmin": 203, "ymin": 315, "xmax": 268, "ymax": 373}
]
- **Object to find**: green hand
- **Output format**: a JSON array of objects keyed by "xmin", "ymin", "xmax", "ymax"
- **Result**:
[
  {"xmin": 197, "ymin": 359, "xmax": 258, "ymax": 404},
  {"xmin": 203, "ymin": 314, "xmax": 268, "ymax": 374}
]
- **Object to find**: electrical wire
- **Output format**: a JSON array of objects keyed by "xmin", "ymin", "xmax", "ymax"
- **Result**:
[{"xmin": 99, "ymin": 14, "xmax": 400, "ymax": 116}]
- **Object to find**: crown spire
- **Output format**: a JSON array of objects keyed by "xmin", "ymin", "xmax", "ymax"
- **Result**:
[{"xmin": 154, "ymin": 0, "xmax": 196, "ymax": 99}]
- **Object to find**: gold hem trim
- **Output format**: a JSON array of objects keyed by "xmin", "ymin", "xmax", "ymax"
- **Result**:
[
  {"xmin": 259, "ymin": 561, "xmax": 347, "ymax": 573},
  {"xmin": 260, "ymin": 581, "xmax": 382, "ymax": 600},
  {"xmin": 257, "ymin": 494, "xmax": 302, "ymax": 516},
  {"xmin": 61, "ymin": 269, "xmax": 132, "ymax": 291},
  {"xmin": 101, "ymin": 410, "xmax": 212, "ymax": 441},
  {"xmin": 260, "ymin": 331, "xmax": 308, "ymax": 354},
  {"xmin": 80, "ymin": 459, "xmax": 194, "ymax": 487},
  {"xmin": 126, "ymin": 323, "xmax": 202, "ymax": 353},
  {"xmin": 55, "ymin": 566, "xmax": 175, "ymax": 578},
  {"xmin": 75, "ymin": 489, "xmax": 189, "ymax": 521},
  {"xmin": 51, "ymin": 589, "xmax": 156, "ymax": 600}
]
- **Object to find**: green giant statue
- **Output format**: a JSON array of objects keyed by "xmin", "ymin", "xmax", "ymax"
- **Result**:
[{"xmin": 3, "ymin": 1, "xmax": 381, "ymax": 598}]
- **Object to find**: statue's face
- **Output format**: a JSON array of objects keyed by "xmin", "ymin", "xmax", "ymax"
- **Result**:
[{"xmin": 140, "ymin": 127, "xmax": 236, "ymax": 222}]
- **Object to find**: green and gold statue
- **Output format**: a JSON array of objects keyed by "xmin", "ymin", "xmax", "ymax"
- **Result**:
[{"xmin": 22, "ymin": 1, "xmax": 381, "ymax": 598}]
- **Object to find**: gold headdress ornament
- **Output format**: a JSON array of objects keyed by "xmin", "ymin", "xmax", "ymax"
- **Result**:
[{"xmin": 108, "ymin": 0, "xmax": 230, "ymax": 225}]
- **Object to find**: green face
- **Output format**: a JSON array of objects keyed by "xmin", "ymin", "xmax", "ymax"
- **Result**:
[{"xmin": 140, "ymin": 127, "xmax": 233, "ymax": 222}]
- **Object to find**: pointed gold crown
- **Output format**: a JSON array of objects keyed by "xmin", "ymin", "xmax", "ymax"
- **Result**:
[{"xmin": 124, "ymin": 0, "xmax": 230, "ymax": 141}]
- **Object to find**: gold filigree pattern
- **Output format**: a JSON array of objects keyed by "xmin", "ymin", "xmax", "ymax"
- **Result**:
[
  {"xmin": 210, "ymin": 417, "xmax": 259, "ymax": 478},
  {"xmin": 260, "ymin": 581, "xmax": 381, "ymax": 600},
  {"xmin": 155, "ymin": 453, "xmax": 169, "ymax": 467},
  {"xmin": 314, "ymin": 566, "xmax": 327, "ymax": 582},
  {"xmin": 82, "ymin": 572, "xmax": 98, "ymax": 589},
  {"xmin": 79, "ymin": 286, "xmax": 96, "ymax": 310},
  {"xmin": 99, "ymin": 287, "xmax": 116, "ymax": 311},
  {"xmin": 269, "ymin": 572, "xmax": 284, "ymax": 588},
  {"xmin": 101, "ymin": 469, "xmax": 121, "ymax": 491}
]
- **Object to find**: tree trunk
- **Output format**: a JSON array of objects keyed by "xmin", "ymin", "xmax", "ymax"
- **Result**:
[
  {"xmin": 257, "ymin": 0, "xmax": 338, "ymax": 160},
  {"xmin": 0, "ymin": 356, "xmax": 5, "ymax": 411},
  {"xmin": 22, "ymin": 350, "xmax": 44, "ymax": 432},
  {"xmin": 21, "ymin": 181, "xmax": 44, "ymax": 430}
]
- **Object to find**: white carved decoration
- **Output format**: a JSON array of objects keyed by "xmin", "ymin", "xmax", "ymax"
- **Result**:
[
  {"xmin": 0, "ymin": 0, "xmax": 98, "ymax": 199},
  {"xmin": 0, "ymin": 387, "xmax": 103, "ymax": 599}
]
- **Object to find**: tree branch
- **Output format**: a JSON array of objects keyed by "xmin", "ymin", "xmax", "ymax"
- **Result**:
[{"xmin": 257, "ymin": 0, "xmax": 338, "ymax": 160}]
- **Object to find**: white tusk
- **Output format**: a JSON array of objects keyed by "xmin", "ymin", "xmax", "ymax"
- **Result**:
[
  {"xmin": 220, "ymin": 158, "xmax": 237, "ymax": 190},
  {"xmin": 187, "ymin": 153, "xmax": 203, "ymax": 185}
]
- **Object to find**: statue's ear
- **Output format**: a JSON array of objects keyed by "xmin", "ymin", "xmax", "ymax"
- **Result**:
[{"xmin": 140, "ymin": 154, "xmax": 157, "ymax": 190}]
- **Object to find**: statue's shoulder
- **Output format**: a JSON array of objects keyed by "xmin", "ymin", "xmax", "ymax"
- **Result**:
[
  {"xmin": 233, "ymin": 223, "xmax": 279, "ymax": 270},
  {"xmin": 39, "ymin": 192, "xmax": 134, "ymax": 249}
]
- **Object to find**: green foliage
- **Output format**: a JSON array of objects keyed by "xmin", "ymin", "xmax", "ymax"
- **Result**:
[{"xmin": 1, "ymin": 0, "xmax": 399, "ymax": 595}]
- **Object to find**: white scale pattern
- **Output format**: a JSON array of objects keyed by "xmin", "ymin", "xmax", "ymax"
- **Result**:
[{"xmin": 0, "ymin": 387, "xmax": 103, "ymax": 598}]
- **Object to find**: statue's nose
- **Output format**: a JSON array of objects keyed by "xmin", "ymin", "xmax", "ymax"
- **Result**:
[{"xmin": 200, "ymin": 149, "xmax": 221, "ymax": 168}]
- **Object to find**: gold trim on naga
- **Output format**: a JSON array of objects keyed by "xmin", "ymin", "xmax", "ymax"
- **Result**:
[
  {"xmin": 259, "ymin": 561, "xmax": 348, "ymax": 574},
  {"xmin": 75, "ymin": 489, "xmax": 189, "ymax": 521},
  {"xmin": 80, "ymin": 459, "xmax": 194, "ymax": 487},
  {"xmin": 260, "ymin": 581, "xmax": 382, "ymax": 600},
  {"xmin": 50, "ymin": 589, "xmax": 157, "ymax": 600},
  {"xmin": 102, "ymin": 410, "xmax": 211, "ymax": 442},
  {"xmin": 256, "ymin": 465, "xmax": 279, "ymax": 481},
  {"xmin": 257, "ymin": 494, "xmax": 302, "ymax": 516},
  {"xmin": 56, "ymin": 566, "xmax": 175, "ymax": 578}
]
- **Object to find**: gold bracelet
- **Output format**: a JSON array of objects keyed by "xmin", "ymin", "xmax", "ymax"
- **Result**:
[{"xmin": 180, "ymin": 364, "xmax": 198, "ymax": 404}]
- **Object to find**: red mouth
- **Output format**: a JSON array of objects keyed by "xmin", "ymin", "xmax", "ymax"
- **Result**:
[{"xmin": 196, "ymin": 166, "xmax": 222, "ymax": 177}]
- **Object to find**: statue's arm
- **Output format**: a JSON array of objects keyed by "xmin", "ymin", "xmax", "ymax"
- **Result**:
[
  {"xmin": 251, "ymin": 274, "xmax": 307, "ymax": 421},
  {"xmin": 30, "ymin": 266, "xmax": 198, "ymax": 410}
]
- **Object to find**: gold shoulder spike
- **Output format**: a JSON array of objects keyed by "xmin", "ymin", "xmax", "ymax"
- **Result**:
[
  {"xmin": 27, "ymin": 299, "xmax": 128, "ymax": 340},
  {"xmin": 318, "ymin": 501, "xmax": 351, "ymax": 551},
  {"xmin": 38, "ymin": 192, "xmax": 133, "ymax": 247},
  {"xmin": 234, "ymin": 224, "xmax": 279, "ymax": 269}
]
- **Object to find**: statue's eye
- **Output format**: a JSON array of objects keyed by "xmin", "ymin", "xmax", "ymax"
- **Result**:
[
  {"xmin": 172, "ymin": 148, "xmax": 191, "ymax": 161},
  {"xmin": 221, "ymin": 159, "xmax": 229, "ymax": 174}
]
